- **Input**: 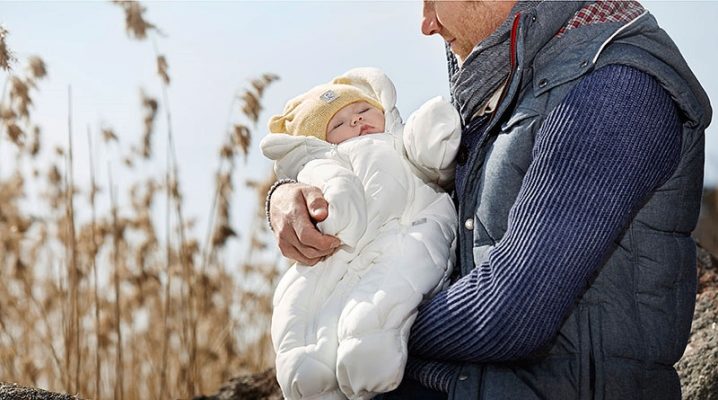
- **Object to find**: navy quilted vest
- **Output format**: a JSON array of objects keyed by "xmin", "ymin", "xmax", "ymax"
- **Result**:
[{"xmin": 449, "ymin": 4, "xmax": 712, "ymax": 399}]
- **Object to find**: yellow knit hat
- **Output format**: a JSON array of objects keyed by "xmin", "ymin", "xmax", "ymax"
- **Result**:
[{"xmin": 268, "ymin": 82, "xmax": 384, "ymax": 141}]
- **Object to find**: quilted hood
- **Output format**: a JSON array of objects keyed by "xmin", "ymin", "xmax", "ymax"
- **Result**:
[{"xmin": 261, "ymin": 67, "xmax": 404, "ymax": 179}]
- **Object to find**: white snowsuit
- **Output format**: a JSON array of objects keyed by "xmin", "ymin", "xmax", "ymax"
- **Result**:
[{"xmin": 260, "ymin": 68, "xmax": 460, "ymax": 400}]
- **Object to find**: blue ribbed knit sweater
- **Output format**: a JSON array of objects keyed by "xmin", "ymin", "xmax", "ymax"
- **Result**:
[{"xmin": 403, "ymin": 65, "xmax": 683, "ymax": 393}]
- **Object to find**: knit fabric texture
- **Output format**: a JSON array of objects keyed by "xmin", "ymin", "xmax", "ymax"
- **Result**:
[
  {"xmin": 268, "ymin": 82, "xmax": 383, "ymax": 141},
  {"xmin": 402, "ymin": 64, "xmax": 683, "ymax": 393}
]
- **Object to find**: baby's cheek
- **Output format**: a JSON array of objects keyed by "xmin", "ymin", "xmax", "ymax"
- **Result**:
[{"xmin": 326, "ymin": 131, "xmax": 340, "ymax": 144}]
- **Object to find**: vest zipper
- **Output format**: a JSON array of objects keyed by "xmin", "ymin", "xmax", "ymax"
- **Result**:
[
  {"xmin": 484, "ymin": 11, "xmax": 522, "ymax": 136},
  {"xmin": 458, "ymin": 12, "xmax": 524, "ymax": 275}
]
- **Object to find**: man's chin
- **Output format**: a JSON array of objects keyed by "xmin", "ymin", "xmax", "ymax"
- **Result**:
[
  {"xmin": 448, "ymin": 44, "xmax": 468, "ymax": 66},
  {"xmin": 453, "ymin": 52, "xmax": 466, "ymax": 67}
]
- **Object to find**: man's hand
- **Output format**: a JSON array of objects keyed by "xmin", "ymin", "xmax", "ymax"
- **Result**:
[{"xmin": 269, "ymin": 182, "xmax": 341, "ymax": 266}]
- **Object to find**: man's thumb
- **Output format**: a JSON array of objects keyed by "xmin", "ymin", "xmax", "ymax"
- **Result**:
[{"xmin": 305, "ymin": 190, "xmax": 329, "ymax": 221}]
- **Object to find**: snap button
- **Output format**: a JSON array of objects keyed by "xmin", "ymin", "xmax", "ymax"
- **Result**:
[
  {"xmin": 538, "ymin": 78, "xmax": 548, "ymax": 88},
  {"xmin": 464, "ymin": 218, "xmax": 474, "ymax": 231},
  {"xmin": 458, "ymin": 373, "xmax": 469, "ymax": 381},
  {"xmin": 531, "ymin": 15, "xmax": 537, "ymax": 22}
]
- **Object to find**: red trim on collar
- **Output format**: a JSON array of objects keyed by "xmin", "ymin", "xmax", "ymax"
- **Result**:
[{"xmin": 510, "ymin": 12, "xmax": 521, "ymax": 69}]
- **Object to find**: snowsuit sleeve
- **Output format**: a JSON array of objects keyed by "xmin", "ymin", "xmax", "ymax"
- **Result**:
[
  {"xmin": 298, "ymin": 158, "xmax": 367, "ymax": 248},
  {"xmin": 402, "ymin": 96, "xmax": 462, "ymax": 189}
]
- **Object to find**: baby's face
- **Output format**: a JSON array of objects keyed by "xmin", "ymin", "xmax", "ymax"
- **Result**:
[{"xmin": 326, "ymin": 101, "xmax": 385, "ymax": 144}]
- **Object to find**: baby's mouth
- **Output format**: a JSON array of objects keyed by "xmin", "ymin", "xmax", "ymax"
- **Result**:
[{"xmin": 360, "ymin": 125, "xmax": 373, "ymax": 135}]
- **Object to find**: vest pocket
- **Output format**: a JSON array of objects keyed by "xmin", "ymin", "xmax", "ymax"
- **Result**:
[{"xmin": 500, "ymin": 108, "xmax": 540, "ymax": 132}]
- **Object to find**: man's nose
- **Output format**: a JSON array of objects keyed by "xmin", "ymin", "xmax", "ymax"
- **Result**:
[{"xmin": 421, "ymin": 4, "xmax": 440, "ymax": 36}]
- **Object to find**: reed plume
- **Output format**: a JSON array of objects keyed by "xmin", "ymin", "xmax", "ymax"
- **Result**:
[
  {"xmin": 0, "ymin": 25, "xmax": 14, "ymax": 71},
  {"xmin": 0, "ymin": 5, "xmax": 283, "ymax": 399}
]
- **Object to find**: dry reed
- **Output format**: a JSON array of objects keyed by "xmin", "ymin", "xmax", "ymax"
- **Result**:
[
  {"xmin": 0, "ymin": 5, "xmax": 283, "ymax": 399},
  {"xmin": 86, "ymin": 126, "xmax": 102, "ymax": 399},
  {"xmin": 0, "ymin": 25, "xmax": 14, "ymax": 71},
  {"xmin": 139, "ymin": 90, "xmax": 158, "ymax": 159},
  {"xmin": 63, "ymin": 86, "xmax": 80, "ymax": 395}
]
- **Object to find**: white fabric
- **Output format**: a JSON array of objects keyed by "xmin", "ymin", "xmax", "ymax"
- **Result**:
[{"xmin": 261, "ymin": 67, "xmax": 460, "ymax": 400}]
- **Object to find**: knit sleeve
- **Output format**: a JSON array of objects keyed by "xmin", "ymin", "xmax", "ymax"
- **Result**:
[
  {"xmin": 404, "ymin": 357, "xmax": 459, "ymax": 393},
  {"xmin": 407, "ymin": 64, "xmax": 683, "ymax": 363}
]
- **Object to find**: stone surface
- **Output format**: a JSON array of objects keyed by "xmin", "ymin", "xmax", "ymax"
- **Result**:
[
  {"xmin": 676, "ymin": 245, "xmax": 718, "ymax": 400},
  {"xmin": 0, "ymin": 383, "xmax": 81, "ymax": 400},
  {"xmin": 193, "ymin": 368, "xmax": 282, "ymax": 400}
]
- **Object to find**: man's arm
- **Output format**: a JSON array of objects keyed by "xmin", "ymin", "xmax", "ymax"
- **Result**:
[{"xmin": 407, "ymin": 64, "xmax": 683, "ymax": 362}]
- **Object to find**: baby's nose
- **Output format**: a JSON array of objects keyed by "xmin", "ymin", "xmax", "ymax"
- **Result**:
[{"xmin": 351, "ymin": 115, "xmax": 363, "ymax": 125}]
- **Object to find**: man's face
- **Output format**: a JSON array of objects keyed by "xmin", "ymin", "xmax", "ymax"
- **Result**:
[
  {"xmin": 325, "ymin": 101, "xmax": 385, "ymax": 144},
  {"xmin": 422, "ymin": 1, "xmax": 516, "ymax": 63}
]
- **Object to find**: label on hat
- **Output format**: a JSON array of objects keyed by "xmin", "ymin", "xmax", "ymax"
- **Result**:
[{"xmin": 320, "ymin": 90, "xmax": 339, "ymax": 103}]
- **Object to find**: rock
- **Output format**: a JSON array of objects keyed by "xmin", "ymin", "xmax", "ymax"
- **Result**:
[
  {"xmin": 192, "ymin": 368, "xmax": 282, "ymax": 400},
  {"xmin": 0, "ymin": 383, "xmax": 82, "ymax": 400},
  {"xmin": 676, "ymin": 244, "xmax": 718, "ymax": 400}
]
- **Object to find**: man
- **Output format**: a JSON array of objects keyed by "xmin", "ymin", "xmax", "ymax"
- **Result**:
[{"xmin": 266, "ymin": 1, "xmax": 712, "ymax": 399}]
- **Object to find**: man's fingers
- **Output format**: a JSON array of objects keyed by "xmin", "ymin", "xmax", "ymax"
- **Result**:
[
  {"xmin": 278, "ymin": 241, "xmax": 322, "ymax": 266},
  {"xmin": 303, "ymin": 187, "xmax": 329, "ymax": 222},
  {"xmin": 295, "ymin": 224, "xmax": 341, "ymax": 254},
  {"xmin": 276, "ymin": 222, "xmax": 333, "ymax": 264},
  {"xmin": 268, "ymin": 181, "xmax": 341, "ymax": 265}
]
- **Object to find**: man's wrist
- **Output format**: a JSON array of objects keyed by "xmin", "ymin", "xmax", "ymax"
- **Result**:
[{"xmin": 265, "ymin": 178, "xmax": 297, "ymax": 231}]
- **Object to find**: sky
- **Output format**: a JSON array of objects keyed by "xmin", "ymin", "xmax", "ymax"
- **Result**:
[{"xmin": 1, "ymin": 1, "xmax": 716, "ymax": 264}]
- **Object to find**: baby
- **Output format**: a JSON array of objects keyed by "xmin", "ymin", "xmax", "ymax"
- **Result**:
[{"xmin": 261, "ymin": 67, "xmax": 460, "ymax": 400}]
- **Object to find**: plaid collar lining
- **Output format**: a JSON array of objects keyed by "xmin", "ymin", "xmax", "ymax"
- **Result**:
[{"xmin": 557, "ymin": 1, "xmax": 646, "ymax": 38}]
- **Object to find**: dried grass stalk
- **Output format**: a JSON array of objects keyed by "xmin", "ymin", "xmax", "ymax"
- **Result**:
[
  {"xmin": 6, "ymin": 122, "xmax": 23, "ymax": 146},
  {"xmin": 102, "ymin": 127, "xmax": 119, "ymax": 143},
  {"xmin": 27, "ymin": 56, "xmax": 47, "ymax": 80},
  {"xmin": 108, "ymin": 171, "xmax": 124, "ymax": 400},
  {"xmin": 28, "ymin": 126, "xmax": 40, "ymax": 156},
  {"xmin": 232, "ymin": 124, "xmax": 251, "ymax": 160},
  {"xmin": 0, "ymin": 4, "xmax": 283, "ymax": 396},
  {"xmin": 10, "ymin": 76, "xmax": 31, "ymax": 120},
  {"xmin": 156, "ymin": 55, "xmax": 170, "ymax": 85},
  {"xmin": 250, "ymin": 73, "xmax": 279, "ymax": 98},
  {"xmin": 239, "ymin": 74, "xmax": 279, "ymax": 124},
  {"xmin": 240, "ymin": 91, "xmax": 260, "ymax": 124},
  {"xmin": 113, "ymin": 0, "xmax": 157, "ymax": 40},
  {"xmin": 140, "ymin": 90, "xmax": 158, "ymax": 159},
  {"xmin": 63, "ymin": 86, "xmax": 81, "ymax": 394},
  {"xmin": 87, "ymin": 127, "xmax": 102, "ymax": 399},
  {"xmin": 2, "ymin": 56, "xmax": 47, "ymax": 156},
  {"xmin": 0, "ymin": 25, "xmax": 14, "ymax": 71}
]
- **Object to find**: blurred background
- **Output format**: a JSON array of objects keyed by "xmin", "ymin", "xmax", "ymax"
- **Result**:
[{"xmin": 0, "ymin": 1, "xmax": 715, "ymax": 399}]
